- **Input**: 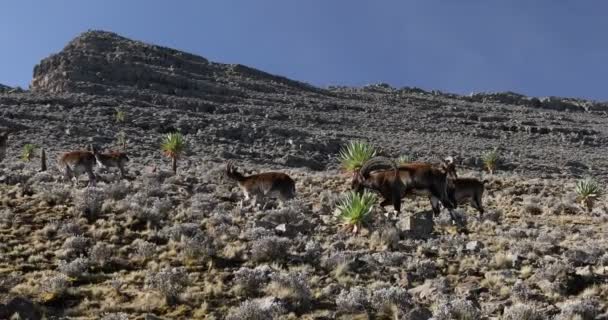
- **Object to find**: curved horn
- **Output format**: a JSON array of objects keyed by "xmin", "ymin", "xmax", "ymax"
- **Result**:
[{"xmin": 360, "ymin": 156, "xmax": 397, "ymax": 178}]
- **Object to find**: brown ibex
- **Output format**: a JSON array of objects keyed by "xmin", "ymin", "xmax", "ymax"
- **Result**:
[
  {"xmin": 94, "ymin": 150, "xmax": 130, "ymax": 178},
  {"xmin": 351, "ymin": 156, "xmax": 458, "ymax": 220},
  {"xmin": 58, "ymin": 149, "xmax": 99, "ymax": 186},
  {"xmin": 225, "ymin": 161, "xmax": 296, "ymax": 207},
  {"xmin": 430, "ymin": 177, "xmax": 487, "ymax": 219}
]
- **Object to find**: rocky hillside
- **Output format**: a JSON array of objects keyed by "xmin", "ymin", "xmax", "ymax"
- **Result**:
[
  {"xmin": 1, "ymin": 30, "xmax": 608, "ymax": 319},
  {"xmin": 1, "ymin": 30, "xmax": 607, "ymax": 179}
]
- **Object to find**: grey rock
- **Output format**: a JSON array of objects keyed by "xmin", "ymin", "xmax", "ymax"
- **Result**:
[
  {"xmin": 466, "ymin": 240, "xmax": 483, "ymax": 252},
  {"xmin": 397, "ymin": 212, "xmax": 434, "ymax": 239}
]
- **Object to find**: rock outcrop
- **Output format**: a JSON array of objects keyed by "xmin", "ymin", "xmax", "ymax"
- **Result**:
[{"xmin": 31, "ymin": 30, "xmax": 324, "ymax": 110}]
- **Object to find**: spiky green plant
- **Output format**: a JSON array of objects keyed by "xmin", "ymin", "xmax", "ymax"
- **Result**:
[
  {"xmin": 575, "ymin": 178, "xmax": 602, "ymax": 212},
  {"xmin": 115, "ymin": 108, "xmax": 126, "ymax": 123},
  {"xmin": 21, "ymin": 143, "xmax": 37, "ymax": 162},
  {"xmin": 337, "ymin": 191, "xmax": 377, "ymax": 234},
  {"xmin": 396, "ymin": 155, "xmax": 412, "ymax": 165},
  {"xmin": 161, "ymin": 132, "xmax": 186, "ymax": 174},
  {"xmin": 116, "ymin": 130, "xmax": 127, "ymax": 150},
  {"xmin": 481, "ymin": 148, "xmax": 500, "ymax": 174},
  {"xmin": 339, "ymin": 141, "xmax": 376, "ymax": 172}
]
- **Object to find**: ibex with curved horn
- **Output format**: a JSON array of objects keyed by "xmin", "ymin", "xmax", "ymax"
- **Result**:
[{"xmin": 351, "ymin": 156, "xmax": 458, "ymax": 220}]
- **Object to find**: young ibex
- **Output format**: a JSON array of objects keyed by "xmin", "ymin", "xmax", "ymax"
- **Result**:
[
  {"xmin": 430, "ymin": 177, "xmax": 487, "ymax": 219},
  {"xmin": 225, "ymin": 161, "xmax": 296, "ymax": 207},
  {"xmin": 58, "ymin": 148, "xmax": 99, "ymax": 186},
  {"xmin": 351, "ymin": 156, "xmax": 458, "ymax": 219},
  {"xmin": 94, "ymin": 150, "xmax": 130, "ymax": 178}
]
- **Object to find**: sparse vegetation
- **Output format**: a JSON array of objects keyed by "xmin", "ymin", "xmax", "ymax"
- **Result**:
[
  {"xmin": 481, "ymin": 148, "xmax": 500, "ymax": 174},
  {"xmin": 115, "ymin": 108, "xmax": 126, "ymax": 123},
  {"xmin": 161, "ymin": 132, "xmax": 186, "ymax": 173},
  {"xmin": 116, "ymin": 130, "xmax": 127, "ymax": 150},
  {"xmin": 337, "ymin": 191, "xmax": 377, "ymax": 233},
  {"xmin": 145, "ymin": 267, "xmax": 188, "ymax": 305},
  {"xmin": 339, "ymin": 140, "xmax": 376, "ymax": 172},
  {"xmin": 575, "ymin": 177, "xmax": 602, "ymax": 212},
  {"xmin": 21, "ymin": 143, "xmax": 37, "ymax": 161}
]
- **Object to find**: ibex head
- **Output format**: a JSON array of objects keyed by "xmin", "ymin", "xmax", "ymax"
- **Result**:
[{"xmin": 439, "ymin": 156, "xmax": 458, "ymax": 180}]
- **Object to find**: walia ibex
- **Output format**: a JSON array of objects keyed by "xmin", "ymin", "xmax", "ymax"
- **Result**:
[
  {"xmin": 58, "ymin": 146, "xmax": 100, "ymax": 186},
  {"xmin": 94, "ymin": 150, "xmax": 130, "ymax": 178},
  {"xmin": 351, "ymin": 156, "xmax": 458, "ymax": 220},
  {"xmin": 225, "ymin": 161, "xmax": 296, "ymax": 208},
  {"xmin": 430, "ymin": 177, "xmax": 487, "ymax": 219}
]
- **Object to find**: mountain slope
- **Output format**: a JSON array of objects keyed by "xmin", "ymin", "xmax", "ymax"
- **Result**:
[{"xmin": 0, "ymin": 30, "xmax": 604, "ymax": 179}]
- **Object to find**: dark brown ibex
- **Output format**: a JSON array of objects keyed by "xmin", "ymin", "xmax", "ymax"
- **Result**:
[
  {"xmin": 225, "ymin": 161, "xmax": 296, "ymax": 207},
  {"xmin": 351, "ymin": 156, "xmax": 458, "ymax": 220},
  {"xmin": 430, "ymin": 177, "xmax": 487, "ymax": 219}
]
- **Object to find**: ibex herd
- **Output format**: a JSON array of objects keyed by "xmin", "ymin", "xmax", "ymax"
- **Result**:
[{"xmin": 1, "ymin": 134, "xmax": 486, "ymax": 223}]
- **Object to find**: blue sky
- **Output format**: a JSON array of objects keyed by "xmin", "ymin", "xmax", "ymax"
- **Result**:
[{"xmin": 1, "ymin": 1, "xmax": 608, "ymax": 100}]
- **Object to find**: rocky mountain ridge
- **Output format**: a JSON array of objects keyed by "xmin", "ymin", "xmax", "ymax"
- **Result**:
[{"xmin": 0, "ymin": 30, "xmax": 606, "ymax": 179}]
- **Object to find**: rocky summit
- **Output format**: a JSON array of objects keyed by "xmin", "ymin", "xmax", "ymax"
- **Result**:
[{"xmin": 1, "ymin": 30, "xmax": 608, "ymax": 319}]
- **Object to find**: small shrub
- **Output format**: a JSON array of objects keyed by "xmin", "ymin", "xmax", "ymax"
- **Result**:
[
  {"xmin": 433, "ymin": 297, "xmax": 481, "ymax": 320},
  {"xmin": 57, "ymin": 257, "xmax": 89, "ymax": 278},
  {"xmin": 250, "ymin": 236, "xmax": 290, "ymax": 263},
  {"xmin": 58, "ymin": 221, "xmax": 83, "ymax": 237},
  {"xmin": 369, "ymin": 286, "xmax": 411, "ymax": 314},
  {"xmin": 139, "ymin": 198, "xmax": 172, "ymax": 226},
  {"xmin": 523, "ymin": 202, "xmax": 543, "ymax": 215},
  {"xmin": 416, "ymin": 260, "xmax": 438, "ymax": 279},
  {"xmin": 39, "ymin": 272, "xmax": 71, "ymax": 300},
  {"xmin": 21, "ymin": 143, "xmax": 37, "ymax": 162},
  {"xmin": 226, "ymin": 297, "xmax": 286, "ymax": 320},
  {"xmin": 481, "ymin": 148, "xmax": 500, "ymax": 174},
  {"xmin": 575, "ymin": 178, "xmax": 602, "ymax": 212},
  {"xmin": 145, "ymin": 267, "xmax": 188, "ymax": 304},
  {"xmin": 0, "ymin": 273, "xmax": 23, "ymax": 291},
  {"xmin": 116, "ymin": 130, "xmax": 127, "ymax": 150},
  {"xmin": 502, "ymin": 303, "xmax": 543, "ymax": 320},
  {"xmin": 233, "ymin": 265, "xmax": 274, "ymax": 295},
  {"xmin": 62, "ymin": 235, "xmax": 90, "ymax": 258},
  {"xmin": 39, "ymin": 185, "xmax": 72, "ymax": 206},
  {"xmin": 89, "ymin": 242, "xmax": 114, "ymax": 267},
  {"xmin": 132, "ymin": 239, "xmax": 156, "ymax": 260},
  {"xmin": 0, "ymin": 209, "xmax": 14, "ymax": 227},
  {"xmin": 102, "ymin": 312, "xmax": 129, "ymax": 320},
  {"xmin": 74, "ymin": 187, "xmax": 105, "ymax": 221},
  {"xmin": 337, "ymin": 191, "xmax": 377, "ymax": 234},
  {"xmin": 105, "ymin": 181, "xmax": 129, "ymax": 201},
  {"xmin": 115, "ymin": 108, "xmax": 126, "ymax": 123},
  {"xmin": 339, "ymin": 140, "xmax": 376, "ymax": 172},
  {"xmin": 511, "ymin": 280, "xmax": 532, "ymax": 302},
  {"xmin": 181, "ymin": 234, "xmax": 215, "ymax": 262},
  {"xmin": 555, "ymin": 299, "xmax": 600, "ymax": 320},
  {"xmin": 335, "ymin": 286, "xmax": 369, "ymax": 313},
  {"xmin": 266, "ymin": 272, "xmax": 312, "ymax": 310}
]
